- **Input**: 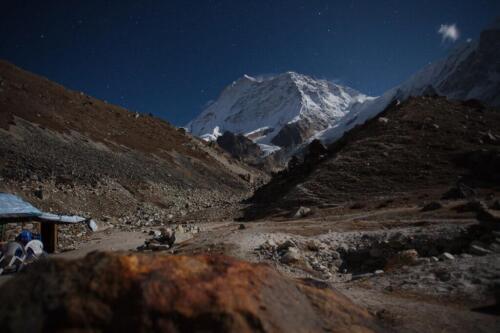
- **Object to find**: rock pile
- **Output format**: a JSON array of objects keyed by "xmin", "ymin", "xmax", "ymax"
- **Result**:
[
  {"xmin": 256, "ymin": 239, "xmax": 344, "ymax": 280},
  {"xmin": 293, "ymin": 206, "xmax": 312, "ymax": 218},
  {"xmin": 256, "ymin": 224, "xmax": 500, "ymax": 282}
]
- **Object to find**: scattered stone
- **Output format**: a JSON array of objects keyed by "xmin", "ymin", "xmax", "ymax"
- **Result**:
[
  {"xmin": 87, "ymin": 219, "xmax": 98, "ymax": 232},
  {"xmin": 488, "ymin": 242, "xmax": 500, "ymax": 253},
  {"xmin": 421, "ymin": 201, "xmax": 443, "ymax": 212},
  {"xmin": 477, "ymin": 207, "xmax": 500, "ymax": 227},
  {"xmin": 263, "ymin": 239, "xmax": 277, "ymax": 249},
  {"xmin": 350, "ymin": 202, "xmax": 366, "ymax": 209},
  {"xmin": 439, "ymin": 252, "xmax": 455, "ymax": 261},
  {"xmin": 351, "ymin": 273, "xmax": 373, "ymax": 281},
  {"xmin": 455, "ymin": 199, "xmax": 488, "ymax": 213},
  {"xmin": 238, "ymin": 223, "xmax": 246, "ymax": 230},
  {"xmin": 374, "ymin": 270, "xmax": 384, "ymax": 275},
  {"xmin": 277, "ymin": 239, "xmax": 297, "ymax": 252},
  {"xmin": 293, "ymin": 206, "xmax": 312, "ymax": 218},
  {"xmin": 281, "ymin": 247, "xmax": 302, "ymax": 264},
  {"xmin": 305, "ymin": 240, "xmax": 322, "ymax": 252},
  {"xmin": 482, "ymin": 131, "xmax": 498, "ymax": 144},
  {"xmin": 441, "ymin": 183, "xmax": 476, "ymax": 200},
  {"xmin": 430, "ymin": 256, "xmax": 439, "ymax": 262},
  {"xmin": 385, "ymin": 249, "xmax": 419, "ymax": 270},
  {"xmin": 434, "ymin": 270, "xmax": 451, "ymax": 282},
  {"xmin": 329, "ymin": 250, "xmax": 341, "ymax": 259},
  {"xmin": 33, "ymin": 188, "xmax": 43, "ymax": 200},
  {"xmin": 469, "ymin": 244, "xmax": 492, "ymax": 256},
  {"xmin": 378, "ymin": 117, "xmax": 389, "ymax": 124}
]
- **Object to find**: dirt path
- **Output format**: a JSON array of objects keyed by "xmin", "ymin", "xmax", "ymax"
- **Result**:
[
  {"xmin": 338, "ymin": 285, "xmax": 500, "ymax": 333},
  {"xmin": 1, "ymin": 203, "xmax": 499, "ymax": 332}
]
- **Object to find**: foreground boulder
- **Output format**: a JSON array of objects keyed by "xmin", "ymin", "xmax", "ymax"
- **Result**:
[{"xmin": 0, "ymin": 252, "xmax": 383, "ymax": 333}]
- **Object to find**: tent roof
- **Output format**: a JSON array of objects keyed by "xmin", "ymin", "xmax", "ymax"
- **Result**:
[
  {"xmin": 0, "ymin": 193, "xmax": 42, "ymax": 219},
  {"xmin": 0, "ymin": 193, "xmax": 86, "ymax": 224}
]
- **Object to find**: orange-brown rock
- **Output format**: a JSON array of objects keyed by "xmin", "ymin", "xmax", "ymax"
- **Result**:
[{"xmin": 0, "ymin": 252, "xmax": 384, "ymax": 333}]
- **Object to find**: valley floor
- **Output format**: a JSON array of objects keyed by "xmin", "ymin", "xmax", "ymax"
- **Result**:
[{"xmin": 4, "ymin": 194, "xmax": 498, "ymax": 332}]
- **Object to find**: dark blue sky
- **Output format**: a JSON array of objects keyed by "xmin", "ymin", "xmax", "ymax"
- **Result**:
[{"xmin": 1, "ymin": 1, "xmax": 498, "ymax": 126}]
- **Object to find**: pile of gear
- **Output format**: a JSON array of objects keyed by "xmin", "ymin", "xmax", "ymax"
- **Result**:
[
  {"xmin": 137, "ymin": 228, "xmax": 176, "ymax": 251},
  {"xmin": 0, "ymin": 230, "xmax": 46, "ymax": 275}
]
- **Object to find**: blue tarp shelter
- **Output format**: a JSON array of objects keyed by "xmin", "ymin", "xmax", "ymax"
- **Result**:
[
  {"xmin": 0, "ymin": 193, "xmax": 86, "ymax": 223},
  {"xmin": 0, "ymin": 193, "xmax": 42, "ymax": 219},
  {"xmin": 0, "ymin": 193, "xmax": 88, "ymax": 252}
]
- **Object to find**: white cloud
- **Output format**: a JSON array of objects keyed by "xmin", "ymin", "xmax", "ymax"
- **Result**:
[{"xmin": 438, "ymin": 24, "xmax": 460, "ymax": 42}]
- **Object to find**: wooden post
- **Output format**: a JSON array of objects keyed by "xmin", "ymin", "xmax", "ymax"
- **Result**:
[{"xmin": 41, "ymin": 223, "xmax": 57, "ymax": 253}]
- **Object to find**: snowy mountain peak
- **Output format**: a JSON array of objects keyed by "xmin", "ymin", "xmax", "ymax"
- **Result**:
[
  {"xmin": 187, "ymin": 72, "xmax": 372, "ymax": 148},
  {"xmin": 316, "ymin": 21, "xmax": 500, "ymax": 145}
]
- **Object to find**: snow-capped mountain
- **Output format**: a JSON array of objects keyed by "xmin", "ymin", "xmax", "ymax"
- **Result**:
[
  {"xmin": 317, "ymin": 19, "xmax": 500, "ymax": 144},
  {"xmin": 188, "ymin": 21, "xmax": 499, "ymax": 158},
  {"xmin": 187, "ymin": 72, "xmax": 372, "ymax": 150}
]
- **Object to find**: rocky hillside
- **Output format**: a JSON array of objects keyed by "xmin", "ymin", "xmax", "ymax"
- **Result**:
[
  {"xmin": 0, "ymin": 60, "xmax": 263, "ymax": 228},
  {"xmin": 245, "ymin": 96, "xmax": 500, "ymax": 218}
]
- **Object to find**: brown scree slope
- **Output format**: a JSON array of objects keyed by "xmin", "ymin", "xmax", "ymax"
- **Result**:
[
  {"xmin": 247, "ymin": 96, "xmax": 500, "ymax": 218},
  {"xmin": 0, "ymin": 60, "xmax": 261, "ymax": 222}
]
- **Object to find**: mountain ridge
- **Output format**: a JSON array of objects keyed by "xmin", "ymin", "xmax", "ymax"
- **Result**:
[
  {"xmin": 188, "ymin": 22, "xmax": 499, "ymax": 159},
  {"xmin": 187, "ymin": 71, "xmax": 372, "ymax": 150}
]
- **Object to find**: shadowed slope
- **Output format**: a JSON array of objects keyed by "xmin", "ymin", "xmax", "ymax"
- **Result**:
[{"xmin": 245, "ymin": 96, "xmax": 500, "ymax": 219}]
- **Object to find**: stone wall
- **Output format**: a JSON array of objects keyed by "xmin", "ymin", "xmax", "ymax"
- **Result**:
[{"xmin": 0, "ymin": 222, "xmax": 40, "ymax": 242}]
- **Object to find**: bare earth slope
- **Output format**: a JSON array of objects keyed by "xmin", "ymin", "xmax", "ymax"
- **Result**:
[
  {"xmin": 246, "ymin": 96, "xmax": 500, "ymax": 218},
  {"xmin": 0, "ymin": 60, "xmax": 262, "ymax": 235}
]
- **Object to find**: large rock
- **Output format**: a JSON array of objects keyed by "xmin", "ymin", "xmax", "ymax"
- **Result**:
[
  {"xmin": 0, "ymin": 252, "xmax": 383, "ymax": 333},
  {"xmin": 293, "ymin": 206, "xmax": 312, "ymax": 218},
  {"xmin": 385, "ymin": 249, "xmax": 419, "ymax": 270},
  {"xmin": 281, "ymin": 247, "xmax": 302, "ymax": 264},
  {"xmin": 216, "ymin": 131, "xmax": 263, "ymax": 164}
]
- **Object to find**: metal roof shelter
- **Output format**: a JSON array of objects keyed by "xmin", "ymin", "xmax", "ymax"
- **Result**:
[{"xmin": 0, "ymin": 193, "xmax": 88, "ymax": 252}]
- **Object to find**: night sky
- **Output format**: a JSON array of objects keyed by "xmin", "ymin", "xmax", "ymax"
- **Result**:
[{"xmin": 1, "ymin": 1, "xmax": 498, "ymax": 126}]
